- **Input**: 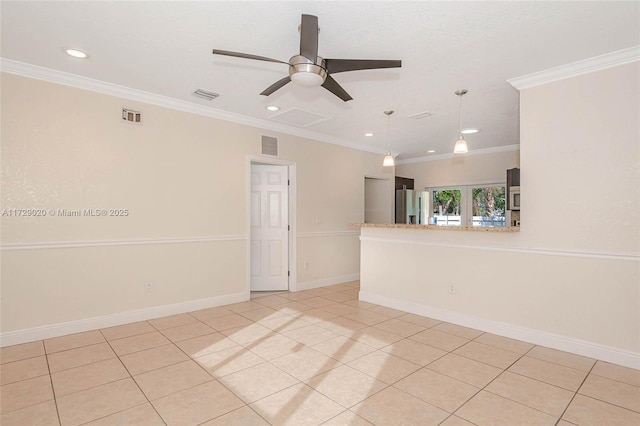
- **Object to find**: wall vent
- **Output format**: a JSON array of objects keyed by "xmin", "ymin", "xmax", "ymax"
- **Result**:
[
  {"xmin": 193, "ymin": 89, "xmax": 219, "ymax": 100},
  {"xmin": 261, "ymin": 135, "xmax": 279, "ymax": 157},
  {"xmin": 122, "ymin": 108, "xmax": 142, "ymax": 124}
]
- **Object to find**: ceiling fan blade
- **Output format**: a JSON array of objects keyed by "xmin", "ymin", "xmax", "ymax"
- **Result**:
[
  {"xmin": 324, "ymin": 59, "xmax": 402, "ymax": 74},
  {"xmin": 321, "ymin": 75, "xmax": 353, "ymax": 102},
  {"xmin": 260, "ymin": 76, "xmax": 292, "ymax": 96},
  {"xmin": 299, "ymin": 14, "xmax": 319, "ymax": 61},
  {"xmin": 212, "ymin": 49, "xmax": 288, "ymax": 65}
]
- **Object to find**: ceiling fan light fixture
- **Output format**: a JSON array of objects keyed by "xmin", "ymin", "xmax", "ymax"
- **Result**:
[
  {"xmin": 290, "ymin": 71, "xmax": 325, "ymax": 87},
  {"xmin": 289, "ymin": 55, "xmax": 327, "ymax": 87}
]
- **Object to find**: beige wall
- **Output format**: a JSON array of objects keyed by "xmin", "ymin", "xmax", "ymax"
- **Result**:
[
  {"xmin": 396, "ymin": 148, "xmax": 520, "ymax": 190},
  {"xmin": 521, "ymin": 62, "xmax": 639, "ymax": 253},
  {"xmin": 360, "ymin": 62, "xmax": 640, "ymax": 366},
  {"xmin": 365, "ymin": 178, "xmax": 394, "ymax": 224},
  {"xmin": 0, "ymin": 72, "xmax": 393, "ymax": 336}
]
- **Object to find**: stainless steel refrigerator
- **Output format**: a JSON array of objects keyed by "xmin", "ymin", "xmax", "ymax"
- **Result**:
[{"xmin": 396, "ymin": 190, "xmax": 429, "ymax": 224}]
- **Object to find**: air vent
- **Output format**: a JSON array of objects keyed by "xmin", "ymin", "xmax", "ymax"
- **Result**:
[
  {"xmin": 261, "ymin": 135, "xmax": 279, "ymax": 157},
  {"xmin": 268, "ymin": 107, "xmax": 329, "ymax": 127},
  {"xmin": 122, "ymin": 108, "xmax": 142, "ymax": 124},
  {"xmin": 408, "ymin": 111, "xmax": 432, "ymax": 120},
  {"xmin": 193, "ymin": 89, "xmax": 219, "ymax": 100}
]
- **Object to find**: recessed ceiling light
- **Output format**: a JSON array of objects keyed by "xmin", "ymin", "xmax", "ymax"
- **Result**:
[
  {"xmin": 364, "ymin": 133, "xmax": 374, "ymax": 137},
  {"xmin": 64, "ymin": 48, "xmax": 88, "ymax": 59},
  {"xmin": 266, "ymin": 105, "xmax": 280, "ymax": 111},
  {"xmin": 461, "ymin": 128, "xmax": 480, "ymax": 134},
  {"xmin": 427, "ymin": 150, "xmax": 435, "ymax": 153}
]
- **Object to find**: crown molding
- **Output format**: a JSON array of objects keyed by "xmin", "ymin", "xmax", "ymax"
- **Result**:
[
  {"xmin": 0, "ymin": 58, "xmax": 386, "ymax": 156},
  {"xmin": 396, "ymin": 144, "xmax": 520, "ymax": 165},
  {"xmin": 508, "ymin": 45, "xmax": 640, "ymax": 90}
]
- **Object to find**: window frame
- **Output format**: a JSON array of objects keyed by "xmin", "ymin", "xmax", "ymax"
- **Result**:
[
  {"xmin": 427, "ymin": 181, "xmax": 506, "ymax": 227},
  {"xmin": 430, "ymin": 186, "xmax": 466, "ymax": 227}
]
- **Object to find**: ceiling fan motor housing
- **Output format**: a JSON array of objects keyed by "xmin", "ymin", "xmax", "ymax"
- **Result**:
[{"xmin": 289, "ymin": 55, "xmax": 327, "ymax": 86}]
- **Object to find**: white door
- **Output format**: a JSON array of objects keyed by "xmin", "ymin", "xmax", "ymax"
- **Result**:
[{"xmin": 250, "ymin": 164, "xmax": 289, "ymax": 291}]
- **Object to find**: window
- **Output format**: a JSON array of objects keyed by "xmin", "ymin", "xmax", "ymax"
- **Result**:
[
  {"xmin": 432, "ymin": 188, "xmax": 462, "ymax": 226},
  {"xmin": 429, "ymin": 183, "xmax": 506, "ymax": 227},
  {"xmin": 471, "ymin": 185, "xmax": 506, "ymax": 227}
]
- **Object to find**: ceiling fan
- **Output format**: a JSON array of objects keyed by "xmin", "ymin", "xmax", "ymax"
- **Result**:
[{"xmin": 212, "ymin": 14, "xmax": 401, "ymax": 102}]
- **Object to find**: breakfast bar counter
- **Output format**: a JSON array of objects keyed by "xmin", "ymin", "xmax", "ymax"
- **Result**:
[{"xmin": 350, "ymin": 223, "xmax": 520, "ymax": 232}]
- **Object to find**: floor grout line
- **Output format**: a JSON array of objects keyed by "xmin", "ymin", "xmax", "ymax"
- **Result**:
[
  {"xmin": 2, "ymin": 283, "xmax": 639, "ymax": 425},
  {"xmin": 101, "ymin": 330, "xmax": 168, "ymax": 425}
]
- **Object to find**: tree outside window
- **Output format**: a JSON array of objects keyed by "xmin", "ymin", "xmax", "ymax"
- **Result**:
[
  {"xmin": 433, "ymin": 189, "xmax": 462, "ymax": 225},
  {"xmin": 471, "ymin": 186, "xmax": 505, "ymax": 226}
]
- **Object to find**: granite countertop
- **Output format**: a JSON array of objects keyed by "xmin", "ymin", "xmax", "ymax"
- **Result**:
[{"xmin": 349, "ymin": 223, "xmax": 520, "ymax": 233}]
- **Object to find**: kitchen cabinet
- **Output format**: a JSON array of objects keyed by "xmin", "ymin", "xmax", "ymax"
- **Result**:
[
  {"xmin": 506, "ymin": 168, "xmax": 521, "ymax": 225},
  {"xmin": 395, "ymin": 176, "xmax": 414, "ymax": 190},
  {"xmin": 507, "ymin": 168, "xmax": 520, "ymax": 188}
]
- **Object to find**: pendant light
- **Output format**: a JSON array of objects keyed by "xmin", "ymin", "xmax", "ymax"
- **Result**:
[
  {"xmin": 382, "ymin": 110, "xmax": 395, "ymax": 167},
  {"xmin": 453, "ymin": 89, "xmax": 469, "ymax": 154}
]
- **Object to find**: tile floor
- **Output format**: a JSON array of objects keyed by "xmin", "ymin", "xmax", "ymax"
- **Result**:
[{"xmin": 1, "ymin": 281, "xmax": 639, "ymax": 425}]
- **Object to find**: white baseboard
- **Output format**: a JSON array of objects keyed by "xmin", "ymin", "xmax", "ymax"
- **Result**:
[
  {"xmin": 360, "ymin": 290, "xmax": 640, "ymax": 370},
  {"xmin": 0, "ymin": 291, "xmax": 249, "ymax": 347},
  {"xmin": 296, "ymin": 273, "xmax": 360, "ymax": 291}
]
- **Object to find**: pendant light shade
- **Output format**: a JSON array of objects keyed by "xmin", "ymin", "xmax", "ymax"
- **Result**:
[
  {"xmin": 454, "ymin": 137, "xmax": 468, "ymax": 154},
  {"xmin": 382, "ymin": 110, "xmax": 395, "ymax": 167},
  {"xmin": 454, "ymin": 89, "xmax": 469, "ymax": 154}
]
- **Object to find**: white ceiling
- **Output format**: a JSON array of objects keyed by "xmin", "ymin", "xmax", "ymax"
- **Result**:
[{"xmin": 1, "ymin": 1, "xmax": 638, "ymax": 159}]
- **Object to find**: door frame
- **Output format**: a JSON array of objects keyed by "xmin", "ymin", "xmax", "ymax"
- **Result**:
[{"xmin": 248, "ymin": 156, "xmax": 297, "ymax": 293}]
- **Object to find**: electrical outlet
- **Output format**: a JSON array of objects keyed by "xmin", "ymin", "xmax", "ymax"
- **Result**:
[
  {"xmin": 145, "ymin": 282, "xmax": 153, "ymax": 293},
  {"xmin": 448, "ymin": 283, "xmax": 456, "ymax": 294}
]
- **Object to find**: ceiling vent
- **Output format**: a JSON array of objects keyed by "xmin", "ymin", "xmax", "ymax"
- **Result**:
[
  {"xmin": 122, "ymin": 108, "xmax": 142, "ymax": 124},
  {"xmin": 268, "ymin": 107, "xmax": 329, "ymax": 128},
  {"xmin": 261, "ymin": 135, "xmax": 279, "ymax": 157},
  {"xmin": 408, "ymin": 111, "xmax": 432, "ymax": 120},
  {"xmin": 193, "ymin": 89, "xmax": 219, "ymax": 100}
]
